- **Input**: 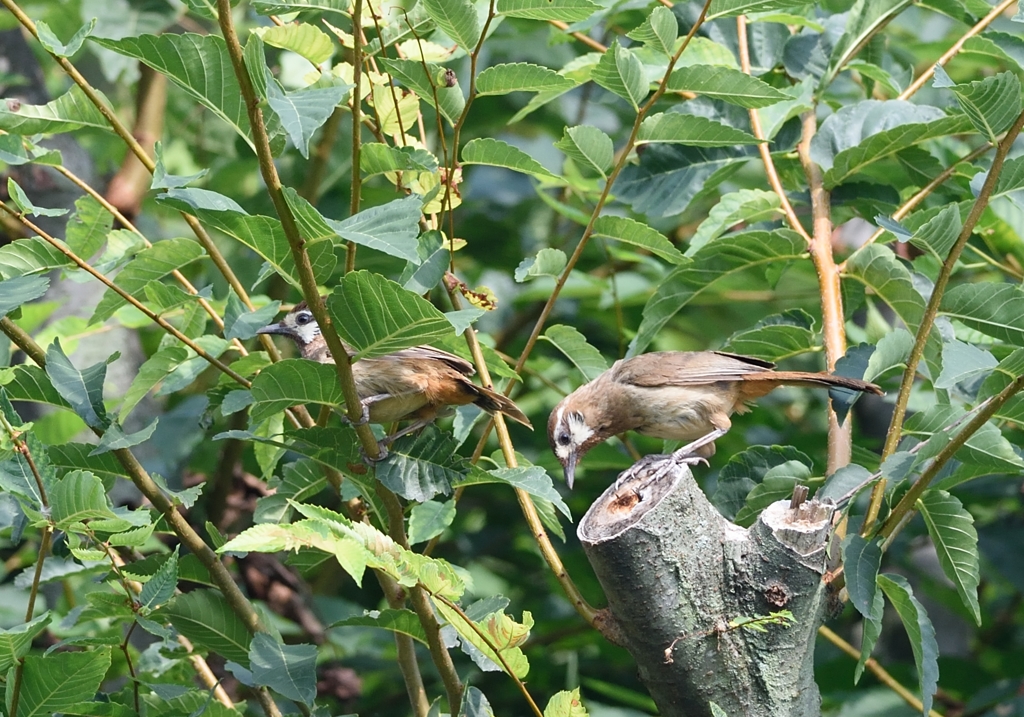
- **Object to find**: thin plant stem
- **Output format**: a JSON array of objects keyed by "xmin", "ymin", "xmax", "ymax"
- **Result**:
[
  {"xmin": 798, "ymin": 112, "xmax": 851, "ymax": 474},
  {"xmin": 0, "ymin": 201, "xmax": 251, "ymax": 387},
  {"xmin": 898, "ymin": 0, "xmax": 1019, "ymax": 100},
  {"xmin": 736, "ymin": 15, "xmax": 811, "ymax": 244},
  {"xmin": 347, "ymin": 0, "xmax": 364, "ymax": 273},
  {"xmin": 865, "ymin": 107, "xmax": 1024, "ymax": 533},
  {"xmin": 547, "ymin": 20, "xmax": 608, "ymax": 52},
  {"xmin": 818, "ymin": 626, "xmax": 943, "ymax": 717}
]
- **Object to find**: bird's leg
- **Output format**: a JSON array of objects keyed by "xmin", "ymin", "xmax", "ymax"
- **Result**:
[
  {"xmin": 380, "ymin": 417, "xmax": 432, "ymax": 446},
  {"xmin": 342, "ymin": 394, "xmax": 389, "ymax": 427},
  {"xmin": 614, "ymin": 428, "xmax": 729, "ymax": 495},
  {"xmin": 667, "ymin": 427, "xmax": 727, "ymax": 464}
]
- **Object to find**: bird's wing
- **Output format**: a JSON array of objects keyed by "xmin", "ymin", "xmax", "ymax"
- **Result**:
[
  {"xmin": 611, "ymin": 351, "xmax": 776, "ymax": 387},
  {"xmin": 387, "ymin": 346, "xmax": 476, "ymax": 375}
]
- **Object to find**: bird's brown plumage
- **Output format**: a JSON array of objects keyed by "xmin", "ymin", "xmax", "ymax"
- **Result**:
[{"xmin": 548, "ymin": 350, "xmax": 882, "ymax": 486}]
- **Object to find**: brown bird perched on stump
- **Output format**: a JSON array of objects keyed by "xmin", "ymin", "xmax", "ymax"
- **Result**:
[
  {"xmin": 548, "ymin": 351, "xmax": 882, "ymax": 487},
  {"xmin": 257, "ymin": 301, "xmax": 531, "ymax": 446}
]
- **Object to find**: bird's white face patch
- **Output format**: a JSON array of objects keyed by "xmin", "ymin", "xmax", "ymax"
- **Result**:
[
  {"xmin": 551, "ymin": 407, "xmax": 593, "ymax": 460},
  {"xmin": 288, "ymin": 310, "xmax": 322, "ymax": 345}
]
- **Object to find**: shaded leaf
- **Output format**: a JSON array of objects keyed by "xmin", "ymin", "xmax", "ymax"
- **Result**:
[
  {"xmin": 637, "ymin": 112, "xmax": 761, "ymax": 147},
  {"xmin": 918, "ymin": 489, "xmax": 981, "ymax": 625},
  {"xmin": 45, "ymin": 339, "xmax": 111, "ymax": 430},
  {"xmin": 249, "ymin": 633, "xmax": 317, "ymax": 706},
  {"xmin": 376, "ymin": 426, "xmax": 466, "ymax": 502},
  {"xmin": 592, "ymin": 41, "xmax": 647, "ymax": 110},
  {"xmin": 667, "ymin": 66, "xmax": 788, "ymax": 108},
  {"xmin": 593, "ymin": 216, "xmax": 686, "ymax": 265},
  {"xmin": 555, "ymin": 125, "xmax": 614, "ymax": 177},
  {"xmin": 876, "ymin": 574, "xmax": 939, "ymax": 715},
  {"xmin": 249, "ymin": 359, "xmax": 343, "ymax": 424},
  {"xmin": 626, "ymin": 6, "xmax": 677, "ymax": 55},
  {"xmin": 842, "ymin": 535, "xmax": 881, "ymax": 618},
  {"xmin": 941, "ymin": 283, "xmax": 1024, "ymax": 347},
  {"xmin": 15, "ymin": 648, "xmax": 112, "ymax": 717},
  {"xmin": 0, "ymin": 275, "xmax": 49, "ymax": 318},
  {"xmin": 721, "ymin": 310, "xmax": 816, "ymax": 361},
  {"xmin": 541, "ymin": 325, "xmax": 609, "ymax": 382},
  {"xmin": 408, "ymin": 499, "xmax": 457, "ymax": 545},
  {"xmin": 158, "ymin": 589, "xmax": 252, "ymax": 663},
  {"xmin": 332, "ymin": 608, "xmax": 428, "ymax": 644},
  {"xmin": 515, "ymin": 249, "xmax": 567, "ymax": 281}
]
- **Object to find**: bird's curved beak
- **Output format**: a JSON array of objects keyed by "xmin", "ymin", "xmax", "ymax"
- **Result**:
[
  {"xmin": 256, "ymin": 321, "xmax": 287, "ymax": 336},
  {"xmin": 563, "ymin": 452, "xmax": 577, "ymax": 489}
]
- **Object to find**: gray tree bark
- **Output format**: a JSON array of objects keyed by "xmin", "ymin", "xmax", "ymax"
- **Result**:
[{"xmin": 578, "ymin": 458, "xmax": 835, "ymax": 717}]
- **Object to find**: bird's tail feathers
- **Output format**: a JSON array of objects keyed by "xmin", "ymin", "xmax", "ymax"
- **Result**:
[
  {"xmin": 752, "ymin": 371, "xmax": 884, "ymax": 395},
  {"xmin": 473, "ymin": 387, "xmax": 533, "ymax": 428}
]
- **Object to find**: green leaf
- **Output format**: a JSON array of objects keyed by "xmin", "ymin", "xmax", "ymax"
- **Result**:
[
  {"xmin": 45, "ymin": 339, "xmax": 110, "ymax": 430},
  {"xmin": 554, "ymin": 125, "xmax": 614, "ymax": 177},
  {"xmin": 864, "ymin": 328, "xmax": 914, "ymax": 382},
  {"xmin": 497, "ymin": 0, "xmax": 600, "ymax": 21},
  {"xmin": 707, "ymin": 0, "xmax": 815, "ymax": 18},
  {"xmin": 0, "ymin": 236, "xmax": 73, "ymax": 279},
  {"xmin": 843, "ymin": 244, "xmax": 925, "ymax": 329},
  {"xmin": 855, "ymin": 588, "xmax": 884, "ymax": 683},
  {"xmin": 266, "ymin": 77, "xmax": 350, "ymax": 159},
  {"xmin": 918, "ymin": 489, "xmax": 981, "ymax": 625},
  {"xmin": 360, "ymin": 143, "xmax": 438, "ymax": 177},
  {"xmin": 905, "ymin": 405, "xmax": 1023, "ymax": 470},
  {"xmin": 592, "ymin": 215, "xmax": 686, "ymax": 265},
  {"xmin": 0, "ymin": 85, "xmax": 111, "ymax": 135},
  {"xmin": 91, "ymin": 238, "xmax": 206, "ymax": 324},
  {"xmin": 876, "ymin": 574, "xmax": 939, "ymax": 715},
  {"xmin": 947, "ymin": 70, "xmax": 1021, "ymax": 143},
  {"xmin": 158, "ymin": 589, "xmax": 252, "ymax": 663},
  {"xmin": 435, "ymin": 601, "xmax": 532, "ymax": 678},
  {"xmin": 225, "ymin": 297, "xmax": 281, "ymax": 341},
  {"xmin": 941, "ymin": 283, "xmax": 1024, "ymax": 347},
  {"xmin": 0, "ymin": 613, "xmax": 51, "ymax": 674},
  {"xmin": 252, "ymin": 0, "xmax": 349, "ymax": 14},
  {"xmin": 379, "ymin": 58, "xmax": 466, "ymax": 126},
  {"xmin": 911, "ymin": 204, "xmax": 961, "ymax": 259},
  {"xmin": 91, "ymin": 34, "xmax": 253, "ymax": 150},
  {"xmin": 376, "ymin": 426, "xmax": 465, "ymax": 503},
  {"xmin": 626, "ymin": 6, "xmax": 677, "ymax": 56},
  {"xmin": 327, "ymin": 270, "xmax": 454, "ymax": 359},
  {"xmin": 462, "ymin": 686, "xmax": 498, "ymax": 717},
  {"xmin": 711, "ymin": 444, "xmax": 812, "ymax": 519},
  {"xmin": 667, "ymin": 66, "xmax": 788, "ymax": 108},
  {"xmin": 119, "ymin": 346, "xmax": 190, "ymax": 422},
  {"xmin": 810, "ymin": 101, "xmax": 972, "ymax": 187},
  {"xmin": 591, "ymin": 41, "xmax": 647, "ymax": 110},
  {"xmin": 285, "ymin": 190, "xmax": 423, "ymax": 263},
  {"xmin": 721, "ymin": 309, "xmax": 817, "ymax": 361},
  {"xmin": 541, "ymin": 325, "xmax": 609, "ymax": 382},
  {"xmin": 13, "ymin": 648, "xmax": 112, "ymax": 717},
  {"xmin": 66, "ymin": 195, "xmax": 113, "ymax": 258},
  {"xmin": 333, "ymin": 608, "xmax": 428, "ymax": 644},
  {"xmin": 462, "ymin": 138, "xmax": 560, "ymax": 181},
  {"xmin": 7, "ymin": 178, "xmax": 67, "ymax": 217},
  {"xmin": 0, "ymin": 275, "xmax": 49, "ymax": 318},
  {"xmin": 689, "ymin": 189, "xmax": 783, "ymax": 255},
  {"xmin": 825, "ymin": 0, "xmax": 914, "ymax": 87},
  {"xmin": 733, "ymin": 462, "xmax": 810, "ymax": 526},
  {"xmin": 258, "ymin": 22, "xmax": 334, "ymax": 64},
  {"xmin": 422, "ymin": 0, "xmax": 481, "ymax": 50},
  {"xmin": 477, "ymin": 63, "xmax": 577, "ymax": 97},
  {"xmin": 637, "ymin": 112, "xmax": 761, "ymax": 147},
  {"xmin": 631, "ymin": 230, "xmax": 806, "ymax": 356},
  {"xmin": 544, "ymin": 688, "xmax": 588, "ymax": 717},
  {"xmin": 842, "ymin": 535, "xmax": 881, "ymax": 619},
  {"xmin": 935, "ymin": 339, "xmax": 997, "ymax": 389},
  {"xmin": 249, "ymin": 633, "xmax": 317, "ymax": 706},
  {"xmin": 36, "ymin": 18, "xmax": 95, "ymax": 57},
  {"xmin": 249, "ymin": 359, "xmax": 343, "ymax": 424},
  {"xmin": 486, "ymin": 466, "xmax": 570, "ymax": 518},
  {"xmin": 408, "ymin": 499, "xmax": 457, "ymax": 545},
  {"xmin": 50, "ymin": 470, "xmax": 118, "ymax": 529},
  {"xmin": 140, "ymin": 549, "xmax": 178, "ymax": 611},
  {"xmin": 515, "ymin": 248, "xmax": 567, "ymax": 281}
]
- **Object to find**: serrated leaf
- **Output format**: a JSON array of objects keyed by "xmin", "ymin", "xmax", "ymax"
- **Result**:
[
  {"xmin": 249, "ymin": 359, "xmax": 343, "ymax": 423},
  {"xmin": 487, "ymin": 466, "xmax": 570, "ymax": 518},
  {"xmin": 361, "ymin": 143, "xmax": 439, "ymax": 177},
  {"xmin": 0, "ymin": 275, "xmax": 49, "ymax": 318},
  {"xmin": 842, "ymin": 535, "xmax": 881, "ymax": 618},
  {"xmin": 50, "ymin": 470, "xmax": 117, "ymax": 529},
  {"xmin": 249, "ymin": 633, "xmax": 317, "ymax": 706},
  {"xmin": 7, "ymin": 178, "xmax": 67, "ymax": 217},
  {"xmin": 120, "ymin": 346, "xmax": 190, "ymax": 422},
  {"xmin": 592, "ymin": 215, "xmax": 686, "ymax": 264},
  {"xmin": 631, "ymin": 230, "xmax": 806, "ymax": 356},
  {"xmin": 259, "ymin": 22, "xmax": 334, "ymax": 64},
  {"xmin": 855, "ymin": 587, "xmax": 884, "ymax": 683},
  {"xmin": 0, "ymin": 85, "xmax": 111, "ymax": 135},
  {"xmin": 140, "ymin": 550, "xmax": 178, "ymax": 611},
  {"xmin": 825, "ymin": 0, "xmax": 914, "ymax": 87},
  {"xmin": 66, "ymin": 195, "xmax": 113, "ymax": 258},
  {"xmin": 91, "ymin": 238, "xmax": 206, "ymax": 324},
  {"xmin": 941, "ymin": 283, "xmax": 1024, "ymax": 347},
  {"xmin": 379, "ymin": 58, "xmax": 465, "ymax": 126},
  {"xmin": 544, "ymin": 688, "xmax": 588, "ymax": 717},
  {"xmin": 554, "ymin": 125, "xmax": 613, "ymax": 177},
  {"xmin": 422, "ymin": 0, "xmax": 481, "ymax": 49},
  {"xmin": 0, "ymin": 236, "xmax": 73, "ymax": 279},
  {"xmin": 90, "ymin": 419, "xmax": 158, "ymax": 455},
  {"xmin": 45, "ymin": 339, "xmax": 110, "ymax": 429},
  {"xmin": 626, "ymin": 6, "xmax": 677, "ymax": 56},
  {"xmin": 333, "ymin": 608, "xmax": 428, "ymax": 644},
  {"xmin": 225, "ymin": 297, "xmax": 281, "ymax": 341},
  {"xmin": 637, "ymin": 112, "xmax": 761, "ymax": 147},
  {"xmin": 15, "ymin": 648, "xmax": 112, "ymax": 717},
  {"xmin": 911, "ymin": 204, "xmax": 961, "ymax": 259},
  {"xmin": 689, "ymin": 189, "xmax": 783, "ymax": 255},
  {"xmin": 948, "ymin": 70, "xmax": 1022, "ymax": 143},
  {"xmin": 935, "ymin": 339, "xmax": 997, "ymax": 389},
  {"xmin": 876, "ymin": 574, "xmax": 939, "ymax": 715},
  {"xmin": 266, "ymin": 77, "xmax": 350, "ymax": 159},
  {"xmin": 0, "ymin": 613, "xmax": 51, "ymax": 674},
  {"xmin": 918, "ymin": 489, "xmax": 981, "ymax": 624},
  {"xmin": 434, "ymin": 600, "xmax": 532, "ymax": 678},
  {"xmin": 376, "ymin": 426, "xmax": 465, "ymax": 502},
  {"xmin": 591, "ymin": 41, "xmax": 647, "ymax": 110},
  {"xmin": 36, "ymin": 18, "xmax": 95, "ymax": 57},
  {"xmin": 92, "ymin": 34, "xmax": 253, "ymax": 150},
  {"xmin": 515, "ymin": 248, "xmax": 567, "ymax": 281},
  {"xmin": 541, "ymin": 325, "xmax": 609, "ymax": 382},
  {"xmin": 667, "ymin": 66, "xmax": 788, "ymax": 108},
  {"xmin": 721, "ymin": 310, "xmax": 816, "ymax": 361},
  {"xmin": 497, "ymin": 0, "xmax": 600, "ymax": 21},
  {"xmin": 707, "ymin": 0, "xmax": 814, "ymax": 18},
  {"xmin": 711, "ymin": 444, "xmax": 812, "ymax": 519},
  {"xmin": 328, "ymin": 270, "xmax": 454, "ymax": 358},
  {"xmin": 477, "ymin": 62, "xmax": 577, "ymax": 96},
  {"xmin": 408, "ymin": 499, "xmax": 457, "ymax": 545},
  {"xmin": 158, "ymin": 589, "xmax": 252, "ymax": 663},
  {"xmin": 462, "ymin": 138, "xmax": 560, "ymax": 181},
  {"xmin": 905, "ymin": 405, "xmax": 1023, "ymax": 470}
]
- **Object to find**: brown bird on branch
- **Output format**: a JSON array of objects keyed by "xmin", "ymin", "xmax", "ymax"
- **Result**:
[
  {"xmin": 548, "ymin": 351, "xmax": 882, "ymax": 487},
  {"xmin": 257, "ymin": 301, "xmax": 531, "ymax": 446}
]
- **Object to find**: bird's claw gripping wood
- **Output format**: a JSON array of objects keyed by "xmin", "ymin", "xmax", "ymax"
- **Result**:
[{"xmin": 613, "ymin": 429, "xmax": 725, "ymax": 496}]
